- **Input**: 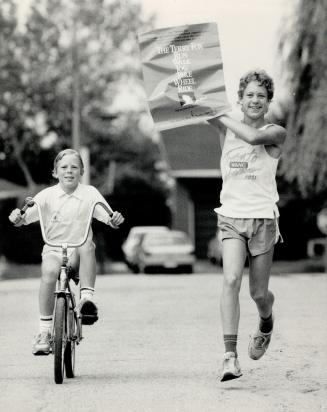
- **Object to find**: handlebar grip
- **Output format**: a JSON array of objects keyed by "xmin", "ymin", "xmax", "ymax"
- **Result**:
[{"xmin": 20, "ymin": 197, "xmax": 35, "ymax": 215}]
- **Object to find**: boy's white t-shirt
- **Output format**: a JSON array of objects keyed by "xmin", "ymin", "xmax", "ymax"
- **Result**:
[
  {"xmin": 24, "ymin": 183, "xmax": 111, "ymax": 253},
  {"xmin": 215, "ymin": 124, "xmax": 280, "ymax": 219}
]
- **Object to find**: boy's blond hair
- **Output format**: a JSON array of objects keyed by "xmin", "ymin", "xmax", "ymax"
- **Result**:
[{"xmin": 52, "ymin": 149, "xmax": 84, "ymax": 177}]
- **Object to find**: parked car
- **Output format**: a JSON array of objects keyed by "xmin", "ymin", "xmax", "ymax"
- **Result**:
[
  {"xmin": 207, "ymin": 230, "xmax": 223, "ymax": 266},
  {"xmin": 135, "ymin": 230, "xmax": 195, "ymax": 274},
  {"xmin": 122, "ymin": 226, "xmax": 169, "ymax": 273},
  {"xmin": 307, "ymin": 237, "xmax": 327, "ymax": 273}
]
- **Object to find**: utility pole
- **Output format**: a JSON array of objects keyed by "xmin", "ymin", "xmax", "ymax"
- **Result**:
[
  {"xmin": 72, "ymin": 13, "xmax": 90, "ymax": 184},
  {"xmin": 72, "ymin": 17, "xmax": 80, "ymax": 152}
]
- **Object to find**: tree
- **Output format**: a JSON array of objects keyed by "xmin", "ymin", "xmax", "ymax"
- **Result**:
[
  {"xmin": 279, "ymin": 0, "xmax": 327, "ymax": 199},
  {"xmin": 0, "ymin": 0, "xmax": 175, "ymax": 263},
  {"xmin": 0, "ymin": 0, "xmax": 40, "ymax": 190},
  {"xmin": 0, "ymin": 0, "xmax": 163, "ymax": 192}
]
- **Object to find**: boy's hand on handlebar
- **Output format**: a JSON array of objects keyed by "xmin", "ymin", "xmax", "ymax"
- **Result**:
[
  {"xmin": 108, "ymin": 211, "xmax": 124, "ymax": 229},
  {"xmin": 8, "ymin": 208, "xmax": 25, "ymax": 227}
]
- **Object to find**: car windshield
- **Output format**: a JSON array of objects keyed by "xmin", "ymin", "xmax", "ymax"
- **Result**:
[{"xmin": 143, "ymin": 233, "xmax": 190, "ymax": 246}]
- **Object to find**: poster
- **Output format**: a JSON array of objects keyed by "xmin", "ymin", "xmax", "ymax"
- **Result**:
[{"xmin": 138, "ymin": 22, "xmax": 231, "ymax": 131}]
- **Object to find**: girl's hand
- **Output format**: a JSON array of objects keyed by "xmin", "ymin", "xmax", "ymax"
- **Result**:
[
  {"xmin": 8, "ymin": 209, "xmax": 25, "ymax": 227},
  {"xmin": 108, "ymin": 211, "xmax": 124, "ymax": 229}
]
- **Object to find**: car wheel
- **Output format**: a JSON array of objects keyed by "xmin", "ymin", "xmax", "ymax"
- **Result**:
[
  {"xmin": 131, "ymin": 264, "xmax": 140, "ymax": 274},
  {"xmin": 179, "ymin": 265, "xmax": 193, "ymax": 274},
  {"xmin": 186, "ymin": 265, "xmax": 193, "ymax": 274},
  {"xmin": 209, "ymin": 257, "xmax": 217, "ymax": 264}
]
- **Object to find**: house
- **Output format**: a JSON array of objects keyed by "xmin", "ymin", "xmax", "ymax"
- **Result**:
[{"xmin": 160, "ymin": 122, "xmax": 222, "ymax": 258}]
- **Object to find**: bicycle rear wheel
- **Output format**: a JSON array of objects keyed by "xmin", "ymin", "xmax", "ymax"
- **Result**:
[
  {"xmin": 54, "ymin": 296, "xmax": 66, "ymax": 384},
  {"xmin": 64, "ymin": 306, "xmax": 75, "ymax": 378}
]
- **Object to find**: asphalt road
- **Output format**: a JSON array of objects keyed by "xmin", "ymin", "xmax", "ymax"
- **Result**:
[{"xmin": 0, "ymin": 271, "xmax": 326, "ymax": 412}]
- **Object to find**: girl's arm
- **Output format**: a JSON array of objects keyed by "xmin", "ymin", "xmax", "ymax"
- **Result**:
[
  {"xmin": 207, "ymin": 117, "xmax": 227, "ymax": 150},
  {"xmin": 215, "ymin": 114, "xmax": 286, "ymax": 146}
]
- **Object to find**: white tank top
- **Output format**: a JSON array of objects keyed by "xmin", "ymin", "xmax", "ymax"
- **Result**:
[{"xmin": 215, "ymin": 124, "xmax": 280, "ymax": 219}]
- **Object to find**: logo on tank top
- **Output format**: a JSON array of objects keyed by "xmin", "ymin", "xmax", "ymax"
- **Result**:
[
  {"xmin": 226, "ymin": 148, "xmax": 258, "ymax": 180},
  {"xmin": 230, "ymin": 162, "xmax": 248, "ymax": 168}
]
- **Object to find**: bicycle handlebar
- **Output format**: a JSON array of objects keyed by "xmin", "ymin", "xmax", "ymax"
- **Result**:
[
  {"xmin": 20, "ymin": 196, "xmax": 35, "ymax": 215},
  {"xmin": 21, "ymin": 197, "xmax": 114, "ymax": 249}
]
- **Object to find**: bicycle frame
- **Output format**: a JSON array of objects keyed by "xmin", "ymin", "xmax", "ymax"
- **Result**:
[{"xmin": 52, "ymin": 246, "xmax": 81, "ymax": 347}]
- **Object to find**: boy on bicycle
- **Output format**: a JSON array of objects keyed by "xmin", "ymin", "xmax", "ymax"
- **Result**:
[{"xmin": 9, "ymin": 149, "xmax": 124, "ymax": 355}]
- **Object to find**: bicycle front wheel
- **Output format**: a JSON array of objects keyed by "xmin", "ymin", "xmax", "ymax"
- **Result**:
[
  {"xmin": 64, "ymin": 306, "xmax": 75, "ymax": 378},
  {"xmin": 53, "ymin": 296, "xmax": 66, "ymax": 384}
]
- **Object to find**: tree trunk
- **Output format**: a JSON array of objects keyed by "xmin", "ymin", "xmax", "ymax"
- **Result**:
[{"xmin": 12, "ymin": 135, "xmax": 37, "ymax": 192}]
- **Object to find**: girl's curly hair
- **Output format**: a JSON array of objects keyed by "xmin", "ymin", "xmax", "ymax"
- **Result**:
[{"xmin": 238, "ymin": 69, "xmax": 274, "ymax": 101}]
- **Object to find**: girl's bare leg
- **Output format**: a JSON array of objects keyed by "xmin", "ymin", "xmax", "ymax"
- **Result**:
[
  {"xmin": 220, "ymin": 238, "xmax": 247, "ymax": 334},
  {"xmin": 248, "ymin": 247, "xmax": 275, "ymax": 318}
]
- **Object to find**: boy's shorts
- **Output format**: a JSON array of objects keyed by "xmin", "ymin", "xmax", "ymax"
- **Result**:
[
  {"xmin": 217, "ymin": 214, "xmax": 282, "ymax": 256},
  {"xmin": 41, "ymin": 240, "xmax": 96, "ymax": 261}
]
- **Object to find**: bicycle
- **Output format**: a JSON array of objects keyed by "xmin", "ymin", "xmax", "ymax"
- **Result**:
[{"xmin": 21, "ymin": 197, "xmax": 114, "ymax": 384}]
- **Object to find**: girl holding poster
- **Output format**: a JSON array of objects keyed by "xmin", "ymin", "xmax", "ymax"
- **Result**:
[{"xmin": 208, "ymin": 70, "xmax": 286, "ymax": 381}]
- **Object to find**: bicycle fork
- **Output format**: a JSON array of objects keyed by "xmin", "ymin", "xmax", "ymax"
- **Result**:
[{"xmin": 51, "ymin": 250, "xmax": 82, "ymax": 350}]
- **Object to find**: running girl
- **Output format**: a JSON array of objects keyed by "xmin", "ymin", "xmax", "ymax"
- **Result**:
[{"xmin": 208, "ymin": 70, "xmax": 286, "ymax": 381}]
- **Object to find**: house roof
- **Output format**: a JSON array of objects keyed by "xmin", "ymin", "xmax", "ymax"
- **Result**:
[{"xmin": 160, "ymin": 123, "xmax": 221, "ymax": 177}]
